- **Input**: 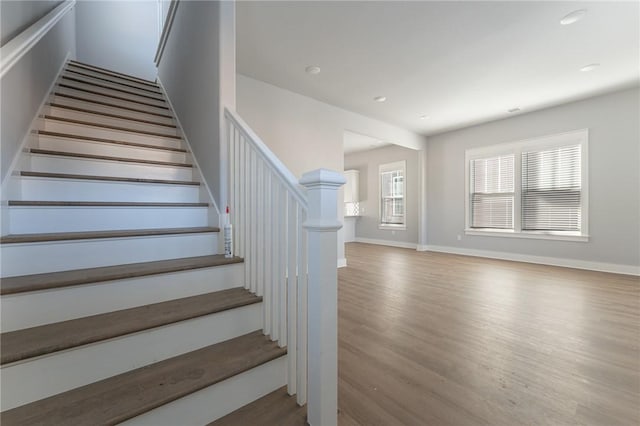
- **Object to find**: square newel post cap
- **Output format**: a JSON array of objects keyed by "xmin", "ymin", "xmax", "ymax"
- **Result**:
[{"xmin": 299, "ymin": 169, "xmax": 346, "ymax": 190}]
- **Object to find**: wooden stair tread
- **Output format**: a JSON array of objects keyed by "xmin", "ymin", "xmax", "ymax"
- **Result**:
[
  {"xmin": 30, "ymin": 148, "xmax": 193, "ymax": 168},
  {"xmin": 54, "ymin": 92, "xmax": 173, "ymax": 118},
  {"xmin": 0, "ymin": 331, "xmax": 285, "ymax": 425},
  {"xmin": 65, "ymin": 69, "xmax": 162, "ymax": 95},
  {"xmin": 20, "ymin": 171, "xmax": 200, "ymax": 186},
  {"xmin": 209, "ymin": 386, "xmax": 307, "ymax": 426},
  {"xmin": 58, "ymin": 83, "xmax": 169, "ymax": 110},
  {"xmin": 69, "ymin": 60, "xmax": 159, "ymax": 86},
  {"xmin": 44, "ymin": 115, "xmax": 181, "ymax": 139},
  {"xmin": 38, "ymin": 130, "xmax": 186, "ymax": 153},
  {"xmin": 0, "ymin": 226, "xmax": 219, "ymax": 244},
  {"xmin": 1, "ymin": 288, "xmax": 260, "ymax": 364},
  {"xmin": 61, "ymin": 75, "xmax": 165, "ymax": 102},
  {"xmin": 8, "ymin": 201, "xmax": 208, "ymax": 207},
  {"xmin": 49, "ymin": 102, "xmax": 176, "ymax": 128},
  {"xmin": 1, "ymin": 254, "xmax": 242, "ymax": 295}
]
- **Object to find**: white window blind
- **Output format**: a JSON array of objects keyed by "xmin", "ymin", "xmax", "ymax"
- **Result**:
[
  {"xmin": 470, "ymin": 155, "xmax": 514, "ymax": 229},
  {"xmin": 522, "ymin": 144, "xmax": 581, "ymax": 231}
]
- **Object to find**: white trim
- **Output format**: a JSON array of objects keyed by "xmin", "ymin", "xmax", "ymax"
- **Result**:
[
  {"xmin": 464, "ymin": 229, "xmax": 589, "ymax": 242},
  {"xmin": 424, "ymin": 245, "xmax": 640, "ymax": 276},
  {"xmin": 379, "ymin": 160, "xmax": 406, "ymax": 229},
  {"xmin": 154, "ymin": 0, "xmax": 180, "ymax": 66},
  {"xmin": 156, "ymin": 76, "xmax": 221, "ymax": 222},
  {"xmin": 354, "ymin": 237, "xmax": 417, "ymax": 250},
  {"xmin": 0, "ymin": 0, "xmax": 76, "ymax": 79},
  {"xmin": 337, "ymin": 258, "xmax": 347, "ymax": 268}
]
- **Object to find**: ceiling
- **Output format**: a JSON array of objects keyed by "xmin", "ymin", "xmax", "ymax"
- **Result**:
[
  {"xmin": 343, "ymin": 130, "xmax": 391, "ymax": 154},
  {"xmin": 236, "ymin": 1, "xmax": 639, "ymax": 136}
]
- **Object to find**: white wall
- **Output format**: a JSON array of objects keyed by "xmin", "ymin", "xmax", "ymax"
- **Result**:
[
  {"xmin": 345, "ymin": 145, "xmax": 420, "ymax": 246},
  {"xmin": 75, "ymin": 0, "xmax": 158, "ymax": 81},
  {"xmin": 1, "ymin": 2, "xmax": 76, "ymax": 183},
  {"xmin": 237, "ymin": 74, "xmax": 428, "ymax": 264},
  {"xmin": 427, "ymin": 87, "xmax": 640, "ymax": 272},
  {"xmin": 157, "ymin": 1, "xmax": 234, "ymax": 213},
  {"xmin": 1, "ymin": 0, "xmax": 62, "ymax": 45}
]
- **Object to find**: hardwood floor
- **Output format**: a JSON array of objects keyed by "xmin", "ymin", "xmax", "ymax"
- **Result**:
[{"xmin": 338, "ymin": 243, "xmax": 639, "ymax": 425}]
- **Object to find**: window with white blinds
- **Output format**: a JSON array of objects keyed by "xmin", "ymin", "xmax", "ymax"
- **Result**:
[
  {"xmin": 522, "ymin": 145, "xmax": 581, "ymax": 231},
  {"xmin": 470, "ymin": 155, "xmax": 514, "ymax": 229},
  {"xmin": 465, "ymin": 129, "xmax": 588, "ymax": 241},
  {"xmin": 379, "ymin": 161, "xmax": 406, "ymax": 229}
]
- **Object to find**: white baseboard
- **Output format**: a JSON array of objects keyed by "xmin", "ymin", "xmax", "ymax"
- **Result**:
[
  {"xmin": 354, "ymin": 237, "xmax": 417, "ymax": 250},
  {"xmin": 425, "ymin": 245, "xmax": 640, "ymax": 276},
  {"xmin": 337, "ymin": 258, "xmax": 347, "ymax": 268}
]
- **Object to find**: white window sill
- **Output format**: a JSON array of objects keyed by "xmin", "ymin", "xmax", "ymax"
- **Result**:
[
  {"xmin": 465, "ymin": 229, "xmax": 589, "ymax": 242},
  {"xmin": 379, "ymin": 224, "xmax": 406, "ymax": 231}
]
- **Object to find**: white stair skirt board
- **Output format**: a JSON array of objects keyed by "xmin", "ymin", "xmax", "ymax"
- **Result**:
[
  {"xmin": 57, "ymin": 81, "xmax": 168, "ymax": 108},
  {"xmin": 45, "ymin": 105, "xmax": 179, "ymax": 136},
  {"xmin": 1, "ymin": 263, "xmax": 244, "ymax": 331},
  {"xmin": 17, "ymin": 176, "xmax": 200, "ymax": 203},
  {"xmin": 56, "ymin": 87, "xmax": 170, "ymax": 116},
  {"xmin": 50, "ymin": 94, "xmax": 175, "ymax": 126},
  {"xmin": 29, "ymin": 154, "xmax": 194, "ymax": 181},
  {"xmin": 65, "ymin": 65, "xmax": 160, "ymax": 92},
  {"xmin": 9, "ymin": 205, "xmax": 209, "ymax": 234},
  {"xmin": 37, "ymin": 135, "xmax": 187, "ymax": 163},
  {"xmin": 120, "ymin": 356, "xmax": 287, "ymax": 426},
  {"xmin": 0, "ymin": 303, "xmax": 262, "ymax": 411},
  {"xmin": 0, "ymin": 232, "xmax": 218, "ymax": 277},
  {"xmin": 42, "ymin": 119, "xmax": 183, "ymax": 149},
  {"xmin": 62, "ymin": 72, "xmax": 164, "ymax": 99}
]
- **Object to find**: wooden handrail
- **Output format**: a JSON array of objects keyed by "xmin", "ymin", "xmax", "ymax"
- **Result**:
[{"xmin": 0, "ymin": 0, "xmax": 76, "ymax": 79}]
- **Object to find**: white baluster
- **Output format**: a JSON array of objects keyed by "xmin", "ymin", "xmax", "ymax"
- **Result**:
[
  {"xmin": 243, "ymin": 138, "xmax": 251, "ymax": 288},
  {"xmin": 233, "ymin": 126, "xmax": 240, "ymax": 255},
  {"xmin": 279, "ymin": 185, "xmax": 287, "ymax": 347},
  {"xmin": 300, "ymin": 169, "xmax": 345, "ymax": 426},
  {"xmin": 250, "ymin": 149, "xmax": 257, "ymax": 293},
  {"xmin": 297, "ymin": 205, "xmax": 308, "ymax": 406},
  {"xmin": 237, "ymin": 133, "xmax": 245, "ymax": 259},
  {"xmin": 271, "ymin": 181, "xmax": 280, "ymax": 341},
  {"xmin": 287, "ymin": 195, "xmax": 298, "ymax": 395},
  {"xmin": 263, "ymin": 170, "xmax": 272, "ymax": 335},
  {"xmin": 256, "ymin": 159, "xmax": 264, "ymax": 297}
]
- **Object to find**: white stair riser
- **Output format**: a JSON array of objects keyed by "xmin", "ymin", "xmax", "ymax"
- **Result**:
[
  {"xmin": 66, "ymin": 65, "xmax": 158, "ymax": 92},
  {"xmin": 46, "ymin": 105, "xmax": 179, "ymax": 136},
  {"xmin": 56, "ymin": 87, "xmax": 170, "ymax": 116},
  {"xmin": 29, "ymin": 154, "xmax": 194, "ymax": 181},
  {"xmin": 37, "ymin": 136, "xmax": 187, "ymax": 163},
  {"xmin": 121, "ymin": 356, "xmax": 287, "ymax": 426},
  {"xmin": 18, "ymin": 177, "xmax": 200, "ymax": 203},
  {"xmin": 43, "ymin": 119, "xmax": 183, "ymax": 149},
  {"xmin": 63, "ymin": 72, "xmax": 164, "ymax": 99},
  {"xmin": 0, "ymin": 303, "xmax": 262, "ymax": 411},
  {"xmin": 1, "ymin": 263, "xmax": 243, "ymax": 331},
  {"xmin": 9, "ymin": 206, "xmax": 209, "ymax": 234},
  {"xmin": 50, "ymin": 95, "xmax": 175, "ymax": 126},
  {"xmin": 58, "ymin": 80, "xmax": 167, "ymax": 108},
  {"xmin": 0, "ymin": 232, "xmax": 218, "ymax": 277}
]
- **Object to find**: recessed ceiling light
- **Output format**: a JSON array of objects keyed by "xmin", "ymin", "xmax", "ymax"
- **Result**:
[
  {"xmin": 580, "ymin": 63, "xmax": 600, "ymax": 72},
  {"xmin": 305, "ymin": 65, "xmax": 321, "ymax": 75},
  {"xmin": 419, "ymin": 115, "xmax": 429, "ymax": 120},
  {"xmin": 507, "ymin": 107, "xmax": 521, "ymax": 113},
  {"xmin": 560, "ymin": 9, "xmax": 587, "ymax": 25},
  {"xmin": 374, "ymin": 96, "xmax": 387, "ymax": 103}
]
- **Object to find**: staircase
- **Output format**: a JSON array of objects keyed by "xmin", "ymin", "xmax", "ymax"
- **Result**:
[{"xmin": 0, "ymin": 60, "xmax": 292, "ymax": 424}]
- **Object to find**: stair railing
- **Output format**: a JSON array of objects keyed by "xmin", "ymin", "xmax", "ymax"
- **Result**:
[{"xmin": 224, "ymin": 108, "xmax": 343, "ymax": 426}]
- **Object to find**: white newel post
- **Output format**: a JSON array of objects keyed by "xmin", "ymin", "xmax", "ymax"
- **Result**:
[{"xmin": 300, "ymin": 169, "xmax": 345, "ymax": 426}]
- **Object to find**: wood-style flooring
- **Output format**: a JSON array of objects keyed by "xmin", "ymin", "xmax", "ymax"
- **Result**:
[{"xmin": 337, "ymin": 243, "xmax": 639, "ymax": 425}]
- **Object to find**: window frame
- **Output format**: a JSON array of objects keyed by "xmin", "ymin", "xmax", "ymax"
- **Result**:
[
  {"xmin": 379, "ymin": 160, "xmax": 407, "ymax": 230},
  {"xmin": 464, "ymin": 129, "xmax": 589, "ymax": 242}
]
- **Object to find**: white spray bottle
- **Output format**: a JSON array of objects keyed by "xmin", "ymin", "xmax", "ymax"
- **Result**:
[{"xmin": 224, "ymin": 206, "xmax": 233, "ymax": 258}]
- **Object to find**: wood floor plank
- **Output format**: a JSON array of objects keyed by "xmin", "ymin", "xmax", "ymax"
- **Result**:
[
  {"xmin": 1, "ymin": 287, "xmax": 260, "ymax": 364},
  {"xmin": 337, "ymin": 243, "xmax": 640, "ymax": 426},
  {"xmin": 209, "ymin": 386, "xmax": 307, "ymax": 426},
  {"xmin": 0, "ymin": 226, "xmax": 218, "ymax": 244},
  {"xmin": 0, "ymin": 331, "xmax": 285, "ymax": 426},
  {"xmin": 1, "ymin": 254, "xmax": 242, "ymax": 295}
]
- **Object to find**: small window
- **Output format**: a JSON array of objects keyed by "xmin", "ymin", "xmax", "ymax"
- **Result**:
[
  {"xmin": 465, "ymin": 129, "xmax": 588, "ymax": 241},
  {"xmin": 379, "ymin": 161, "xmax": 406, "ymax": 229}
]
